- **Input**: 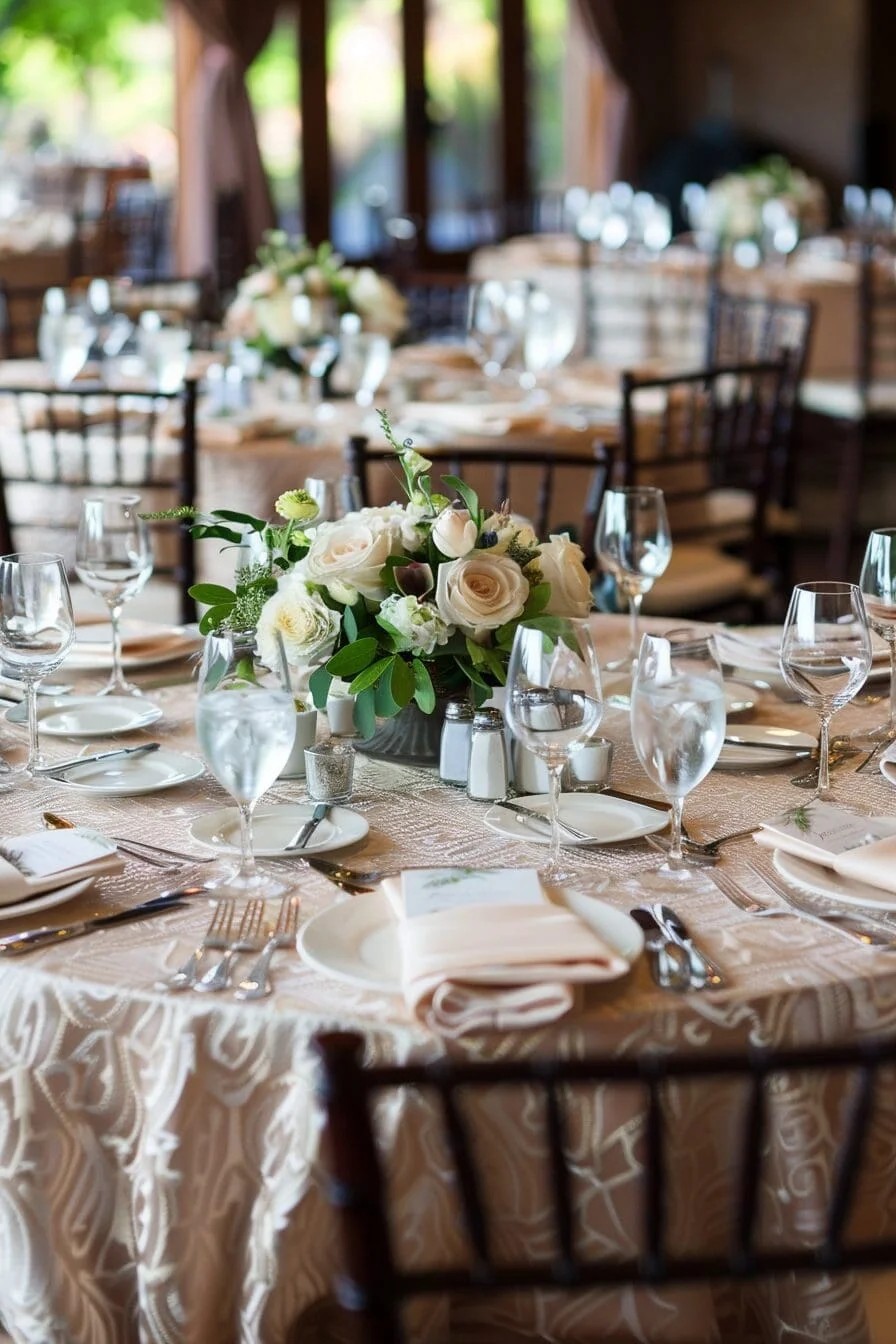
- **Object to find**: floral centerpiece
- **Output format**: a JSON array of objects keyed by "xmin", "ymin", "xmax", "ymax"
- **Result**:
[
  {"xmin": 162, "ymin": 414, "xmax": 593, "ymax": 740},
  {"xmin": 225, "ymin": 230, "xmax": 408, "ymax": 369},
  {"xmin": 700, "ymin": 154, "xmax": 827, "ymax": 245}
]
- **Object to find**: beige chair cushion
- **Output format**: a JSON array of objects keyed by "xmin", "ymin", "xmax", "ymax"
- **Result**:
[{"xmin": 641, "ymin": 543, "xmax": 769, "ymax": 614}]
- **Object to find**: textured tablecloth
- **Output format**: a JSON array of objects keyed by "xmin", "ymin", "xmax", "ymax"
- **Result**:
[{"xmin": 0, "ymin": 614, "xmax": 894, "ymax": 1343}]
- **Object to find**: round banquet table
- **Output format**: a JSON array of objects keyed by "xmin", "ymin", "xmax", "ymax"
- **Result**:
[{"xmin": 0, "ymin": 615, "xmax": 894, "ymax": 1344}]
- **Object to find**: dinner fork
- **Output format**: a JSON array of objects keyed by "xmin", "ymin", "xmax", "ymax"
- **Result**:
[
  {"xmin": 234, "ymin": 895, "xmax": 301, "ymax": 1000},
  {"xmin": 194, "ymin": 900, "xmax": 266, "ymax": 992},
  {"xmin": 159, "ymin": 900, "xmax": 235, "ymax": 991}
]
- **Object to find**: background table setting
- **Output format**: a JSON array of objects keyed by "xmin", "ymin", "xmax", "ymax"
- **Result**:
[{"xmin": 0, "ymin": 589, "xmax": 896, "ymax": 1340}]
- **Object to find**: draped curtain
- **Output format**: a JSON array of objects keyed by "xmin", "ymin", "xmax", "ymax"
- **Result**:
[
  {"xmin": 173, "ymin": 0, "xmax": 279, "ymax": 282},
  {"xmin": 573, "ymin": 0, "xmax": 676, "ymax": 184}
]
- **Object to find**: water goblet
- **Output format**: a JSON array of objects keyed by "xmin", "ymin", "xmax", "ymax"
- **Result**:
[
  {"xmin": 595, "ymin": 486, "xmax": 672, "ymax": 671},
  {"xmin": 630, "ymin": 631, "xmax": 726, "ymax": 879},
  {"xmin": 195, "ymin": 632, "xmax": 297, "ymax": 898},
  {"xmin": 504, "ymin": 618, "xmax": 604, "ymax": 884},
  {"xmin": 859, "ymin": 528, "xmax": 896, "ymax": 743},
  {"xmin": 779, "ymin": 581, "xmax": 872, "ymax": 800},
  {"xmin": 466, "ymin": 280, "xmax": 516, "ymax": 380},
  {"xmin": 75, "ymin": 495, "xmax": 153, "ymax": 697},
  {"xmin": 303, "ymin": 475, "xmax": 363, "ymax": 524},
  {"xmin": 0, "ymin": 552, "xmax": 75, "ymax": 776}
]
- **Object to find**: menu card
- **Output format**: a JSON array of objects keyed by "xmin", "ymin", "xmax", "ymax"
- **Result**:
[
  {"xmin": 386, "ymin": 867, "xmax": 545, "ymax": 920},
  {"xmin": 754, "ymin": 801, "xmax": 896, "ymax": 893},
  {"xmin": 0, "ymin": 827, "xmax": 123, "ymax": 906}
]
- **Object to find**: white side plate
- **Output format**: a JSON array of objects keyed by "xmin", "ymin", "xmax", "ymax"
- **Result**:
[
  {"xmin": 298, "ymin": 887, "xmax": 644, "ymax": 993},
  {"xmin": 716, "ymin": 725, "xmax": 816, "ymax": 770},
  {"xmin": 774, "ymin": 845, "xmax": 896, "ymax": 912},
  {"xmin": 6, "ymin": 695, "xmax": 162, "ymax": 737},
  {"xmin": 189, "ymin": 803, "xmax": 369, "ymax": 858},
  {"xmin": 484, "ymin": 793, "xmax": 668, "ymax": 847},
  {"xmin": 54, "ymin": 749, "xmax": 204, "ymax": 796}
]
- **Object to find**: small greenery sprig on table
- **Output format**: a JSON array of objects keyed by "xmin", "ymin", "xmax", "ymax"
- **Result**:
[{"xmin": 145, "ymin": 412, "xmax": 594, "ymax": 739}]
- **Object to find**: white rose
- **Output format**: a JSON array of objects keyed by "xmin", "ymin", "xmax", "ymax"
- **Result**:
[
  {"xmin": 538, "ymin": 533, "xmax": 593, "ymax": 618},
  {"xmin": 432, "ymin": 507, "xmax": 478, "ymax": 558},
  {"xmin": 255, "ymin": 291, "xmax": 300, "ymax": 347},
  {"xmin": 436, "ymin": 552, "xmax": 529, "ymax": 640},
  {"xmin": 223, "ymin": 293, "xmax": 259, "ymax": 340},
  {"xmin": 303, "ymin": 518, "xmax": 399, "ymax": 603},
  {"xmin": 347, "ymin": 267, "xmax": 407, "ymax": 339},
  {"xmin": 240, "ymin": 268, "xmax": 278, "ymax": 299},
  {"xmin": 256, "ymin": 573, "xmax": 341, "ymax": 670}
]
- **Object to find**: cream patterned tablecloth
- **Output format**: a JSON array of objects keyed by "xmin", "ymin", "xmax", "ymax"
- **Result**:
[{"xmin": 0, "ymin": 615, "xmax": 894, "ymax": 1343}]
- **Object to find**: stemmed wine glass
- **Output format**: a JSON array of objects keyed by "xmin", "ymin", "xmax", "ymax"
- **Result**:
[
  {"xmin": 595, "ymin": 486, "xmax": 672, "ymax": 670},
  {"xmin": 75, "ymin": 495, "xmax": 153, "ymax": 697},
  {"xmin": 779, "ymin": 581, "xmax": 872, "ymax": 800},
  {"xmin": 859, "ymin": 528, "xmax": 896, "ymax": 743},
  {"xmin": 630, "ymin": 631, "xmax": 726, "ymax": 879},
  {"xmin": 194, "ymin": 631, "xmax": 297, "ymax": 897},
  {"xmin": 504, "ymin": 618, "xmax": 603, "ymax": 884},
  {"xmin": 0, "ymin": 553, "xmax": 75, "ymax": 776},
  {"xmin": 303, "ymin": 475, "xmax": 363, "ymax": 524}
]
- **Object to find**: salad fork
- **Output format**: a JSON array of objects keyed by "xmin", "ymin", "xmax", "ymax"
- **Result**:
[
  {"xmin": 234, "ymin": 896, "xmax": 300, "ymax": 1000},
  {"xmin": 160, "ymin": 900, "xmax": 235, "ymax": 991},
  {"xmin": 194, "ymin": 900, "xmax": 266, "ymax": 992}
]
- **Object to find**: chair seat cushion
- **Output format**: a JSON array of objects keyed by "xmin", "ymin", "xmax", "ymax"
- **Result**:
[{"xmin": 642, "ymin": 544, "xmax": 768, "ymax": 614}]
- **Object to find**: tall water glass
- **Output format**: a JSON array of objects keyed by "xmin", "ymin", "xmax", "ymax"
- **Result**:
[
  {"xmin": 779, "ymin": 581, "xmax": 872, "ymax": 799},
  {"xmin": 595, "ymin": 486, "xmax": 672, "ymax": 667},
  {"xmin": 504, "ymin": 618, "xmax": 603, "ymax": 883},
  {"xmin": 859, "ymin": 528, "xmax": 896, "ymax": 742},
  {"xmin": 303, "ymin": 475, "xmax": 363, "ymax": 523},
  {"xmin": 75, "ymin": 495, "xmax": 153, "ymax": 697},
  {"xmin": 0, "ymin": 553, "xmax": 75, "ymax": 775},
  {"xmin": 630, "ymin": 632, "xmax": 726, "ymax": 879},
  {"xmin": 195, "ymin": 632, "xmax": 296, "ymax": 897}
]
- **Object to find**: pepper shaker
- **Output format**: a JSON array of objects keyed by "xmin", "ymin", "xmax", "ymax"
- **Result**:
[
  {"xmin": 466, "ymin": 708, "xmax": 511, "ymax": 802},
  {"xmin": 440, "ymin": 698, "xmax": 474, "ymax": 787}
]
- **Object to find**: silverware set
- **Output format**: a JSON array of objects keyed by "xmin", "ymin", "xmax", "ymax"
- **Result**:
[
  {"xmin": 630, "ymin": 904, "xmax": 725, "ymax": 992},
  {"xmin": 160, "ymin": 895, "xmax": 300, "ymax": 995},
  {"xmin": 711, "ymin": 865, "xmax": 896, "ymax": 949}
]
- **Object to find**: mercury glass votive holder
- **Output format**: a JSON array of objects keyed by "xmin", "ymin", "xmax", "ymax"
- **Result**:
[{"xmin": 304, "ymin": 740, "xmax": 355, "ymax": 804}]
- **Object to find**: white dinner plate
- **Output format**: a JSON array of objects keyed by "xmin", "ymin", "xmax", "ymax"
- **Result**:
[
  {"xmin": 53, "ymin": 748, "xmax": 204, "ymax": 796},
  {"xmin": 880, "ymin": 744, "xmax": 896, "ymax": 788},
  {"xmin": 189, "ymin": 803, "xmax": 369, "ymax": 858},
  {"xmin": 773, "ymin": 845, "xmax": 896, "ymax": 912},
  {"xmin": 0, "ymin": 875, "xmax": 95, "ymax": 923},
  {"xmin": 63, "ymin": 621, "xmax": 201, "ymax": 672},
  {"xmin": 715, "ymin": 725, "xmax": 817, "ymax": 770},
  {"xmin": 5, "ymin": 695, "xmax": 162, "ymax": 737},
  {"xmin": 298, "ymin": 887, "xmax": 644, "ymax": 993},
  {"xmin": 601, "ymin": 674, "xmax": 756, "ymax": 716},
  {"xmin": 484, "ymin": 793, "xmax": 668, "ymax": 847}
]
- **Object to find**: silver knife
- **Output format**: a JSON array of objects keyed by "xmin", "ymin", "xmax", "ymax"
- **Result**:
[
  {"xmin": 285, "ymin": 802, "xmax": 329, "ymax": 851},
  {"xmin": 36, "ymin": 742, "xmax": 162, "ymax": 777},
  {"xmin": 495, "ymin": 798, "xmax": 592, "ymax": 842},
  {"xmin": 652, "ymin": 903, "xmax": 726, "ymax": 989},
  {"xmin": 629, "ymin": 908, "xmax": 690, "ymax": 991},
  {"xmin": 0, "ymin": 893, "xmax": 188, "ymax": 955}
]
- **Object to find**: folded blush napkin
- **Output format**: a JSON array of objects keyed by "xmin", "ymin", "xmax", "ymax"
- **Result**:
[
  {"xmin": 0, "ymin": 827, "xmax": 123, "ymax": 907},
  {"xmin": 754, "ymin": 801, "xmax": 896, "ymax": 894},
  {"xmin": 383, "ymin": 868, "xmax": 629, "ymax": 1037},
  {"xmin": 399, "ymin": 401, "xmax": 547, "ymax": 439}
]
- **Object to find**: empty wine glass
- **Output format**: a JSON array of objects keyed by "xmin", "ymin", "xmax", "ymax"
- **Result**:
[
  {"xmin": 75, "ymin": 495, "xmax": 153, "ymax": 697},
  {"xmin": 630, "ymin": 631, "xmax": 726, "ymax": 879},
  {"xmin": 466, "ymin": 280, "xmax": 517, "ymax": 379},
  {"xmin": 504, "ymin": 618, "xmax": 603, "ymax": 884},
  {"xmin": 50, "ymin": 312, "xmax": 95, "ymax": 387},
  {"xmin": 0, "ymin": 552, "xmax": 75, "ymax": 776},
  {"xmin": 595, "ymin": 486, "xmax": 672, "ymax": 670},
  {"xmin": 779, "ymin": 581, "xmax": 872, "ymax": 800},
  {"xmin": 859, "ymin": 528, "xmax": 896, "ymax": 743},
  {"xmin": 520, "ymin": 287, "xmax": 577, "ymax": 392},
  {"xmin": 195, "ymin": 632, "xmax": 297, "ymax": 897},
  {"xmin": 303, "ymin": 475, "xmax": 363, "ymax": 524},
  {"xmin": 340, "ymin": 328, "xmax": 391, "ymax": 407},
  {"xmin": 290, "ymin": 295, "xmax": 339, "ymax": 413}
]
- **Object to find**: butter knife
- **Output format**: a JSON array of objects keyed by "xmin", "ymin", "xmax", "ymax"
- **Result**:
[
  {"xmin": 494, "ymin": 799, "xmax": 593, "ymax": 842},
  {"xmin": 36, "ymin": 742, "xmax": 161, "ymax": 777},
  {"xmin": 652, "ymin": 903, "xmax": 726, "ymax": 989},
  {"xmin": 0, "ymin": 893, "xmax": 188, "ymax": 955},
  {"xmin": 285, "ymin": 802, "xmax": 329, "ymax": 851}
]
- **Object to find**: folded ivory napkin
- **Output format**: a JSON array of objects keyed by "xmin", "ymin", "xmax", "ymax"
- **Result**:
[
  {"xmin": 0, "ymin": 828, "xmax": 123, "ymax": 906},
  {"xmin": 754, "ymin": 801, "xmax": 896, "ymax": 894},
  {"xmin": 382, "ymin": 867, "xmax": 628, "ymax": 1037},
  {"xmin": 715, "ymin": 626, "xmax": 889, "ymax": 675},
  {"xmin": 399, "ymin": 401, "xmax": 548, "ymax": 439}
]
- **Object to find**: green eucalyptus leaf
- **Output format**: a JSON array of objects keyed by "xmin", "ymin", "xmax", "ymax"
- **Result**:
[
  {"xmin": 354, "ymin": 686, "xmax": 378, "ymax": 739},
  {"xmin": 389, "ymin": 655, "xmax": 415, "ymax": 709},
  {"xmin": 326, "ymin": 637, "xmax": 379, "ymax": 677},
  {"xmin": 188, "ymin": 583, "xmax": 236, "ymax": 606},
  {"xmin": 374, "ymin": 663, "xmax": 401, "ymax": 717},
  {"xmin": 211, "ymin": 509, "xmax": 266, "ymax": 530},
  {"xmin": 411, "ymin": 659, "xmax": 436, "ymax": 713},
  {"xmin": 197, "ymin": 604, "xmax": 233, "ymax": 635},
  {"xmin": 309, "ymin": 664, "xmax": 333, "ymax": 709},
  {"xmin": 349, "ymin": 656, "xmax": 394, "ymax": 696}
]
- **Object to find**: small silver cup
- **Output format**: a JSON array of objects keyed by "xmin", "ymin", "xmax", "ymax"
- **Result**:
[{"xmin": 304, "ymin": 740, "xmax": 355, "ymax": 804}]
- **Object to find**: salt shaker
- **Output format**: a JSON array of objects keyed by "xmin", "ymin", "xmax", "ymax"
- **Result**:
[
  {"xmin": 466, "ymin": 708, "xmax": 511, "ymax": 802},
  {"xmin": 439, "ymin": 698, "xmax": 473, "ymax": 787}
]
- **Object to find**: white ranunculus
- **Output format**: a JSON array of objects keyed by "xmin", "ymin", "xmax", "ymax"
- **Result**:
[
  {"xmin": 432, "ymin": 507, "xmax": 478, "ymax": 559},
  {"xmin": 303, "ymin": 517, "xmax": 400, "ymax": 603},
  {"xmin": 537, "ymin": 533, "xmax": 593, "ymax": 618},
  {"xmin": 256, "ymin": 572, "xmax": 341, "ymax": 670},
  {"xmin": 376, "ymin": 594, "xmax": 451, "ymax": 656},
  {"xmin": 255, "ymin": 291, "xmax": 300, "ymax": 347},
  {"xmin": 436, "ymin": 552, "xmax": 529, "ymax": 641}
]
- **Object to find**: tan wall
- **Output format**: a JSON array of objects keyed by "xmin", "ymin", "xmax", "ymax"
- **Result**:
[{"xmin": 671, "ymin": 0, "xmax": 865, "ymax": 188}]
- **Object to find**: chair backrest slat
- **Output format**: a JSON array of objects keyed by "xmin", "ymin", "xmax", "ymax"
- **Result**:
[
  {"xmin": 734, "ymin": 1069, "xmax": 765, "ymax": 1269},
  {"xmin": 543, "ymin": 1079, "xmax": 575, "ymax": 1275},
  {"xmin": 825, "ymin": 1062, "xmax": 876, "ymax": 1259},
  {"xmin": 439, "ymin": 1082, "xmax": 491, "ymax": 1276}
]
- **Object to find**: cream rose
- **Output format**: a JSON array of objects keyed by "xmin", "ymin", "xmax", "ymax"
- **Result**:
[
  {"xmin": 347, "ymin": 267, "xmax": 407, "ymax": 340},
  {"xmin": 432, "ymin": 507, "xmax": 478, "ymax": 559},
  {"xmin": 302, "ymin": 517, "xmax": 399, "ymax": 603},
  {"xmin": 538, "ymin": 533, "xmax": 593, "ymax": 618},
  {"xmin": 254, "ymin": 291, "xmax": 300, "ymax": 347},
  {"xmin": 436, "ymin": 552, "xmax": 529, "ymax": 640},
  {"xmin": 256, "ymin": 572, "xmax": 340, "ymax": 671}
]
